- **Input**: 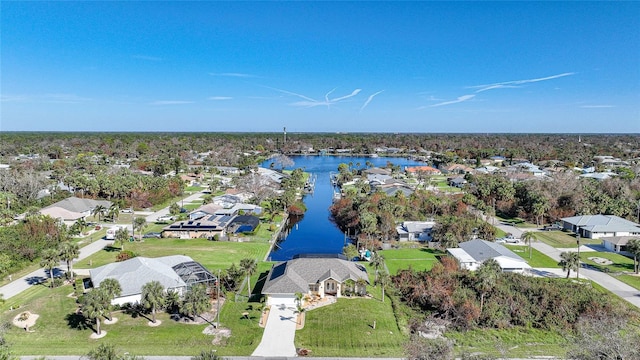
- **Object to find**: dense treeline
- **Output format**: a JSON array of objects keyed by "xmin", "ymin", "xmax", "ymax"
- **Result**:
[
  {"xmin": 0, "ymin": 215, "xmax": 68, "ymax": 274},
  {"xmin": 392, "ymin": 258, "xmax": 624, "ymax": 332},
  {"xmin": 329, "ymin": 183, "xmax": 491, "ymax": 247},
  {"xmin": 2, "ymin": 132, "xmax": 638, "ymax": 167},
  {"xmin": 466, "ymin": 172, "xmax": 640, "ymax": 224}
]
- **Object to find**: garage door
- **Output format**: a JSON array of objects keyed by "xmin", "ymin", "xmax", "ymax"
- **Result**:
[{"xmin": 266, "ymin": 294, "xmax": 297, "ymax": 306}]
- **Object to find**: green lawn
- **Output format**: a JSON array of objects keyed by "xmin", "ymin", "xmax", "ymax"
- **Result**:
[
  {"xmin": 295, "ymin": 296, "xmax": 407, "ymax": 357},
  {"xmin": 504, "ymin": 245, "xmax": 560, "ymax": 268},
  {"xmin": 446, "ymin": 327, "xmax": 568, "ymax": 357},
  {"xmin": 74, "ymin": 238, "xmax": 271, "ymax": 271},
  {"xmin": 379, "ymin": 247, "xmax": 442, "ymax": 275},
  {"xmin": 0, "ymin": 284, "xmax": 265, "ymax": 356},
  {"xmin": 580, "ymin": 251, "xmax": 635, "ymax": 273},
  {"xmin": 534, "ymin": 231, "xmax": 601, "ymax": 248}
]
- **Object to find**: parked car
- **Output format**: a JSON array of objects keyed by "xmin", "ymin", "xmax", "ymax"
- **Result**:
[
  {"xmin": 156, "ymin": 215, "xmax": 174, "ymax": 223},
  {"xmin": 121, "ymin": 208, "xmax": 133, "ymax": 213},
  {"xmin": 143, "ymin": 232, "xmax": 162, "ymax": 239}
]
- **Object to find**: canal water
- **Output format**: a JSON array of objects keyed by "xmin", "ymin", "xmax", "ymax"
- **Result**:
[{"xmin": 263, "ymin": 155, "xmax": 425, "ymax": 261}]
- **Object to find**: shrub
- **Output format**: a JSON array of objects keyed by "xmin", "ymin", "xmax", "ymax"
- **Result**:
[{"xmin": 116, "ymin": 250, "xmax": 136, "ymax": 262}]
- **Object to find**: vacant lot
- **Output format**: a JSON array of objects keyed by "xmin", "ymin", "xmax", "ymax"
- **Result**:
[
  {"xmin": 74, "ymin": 238, "xmax": 271, "ymax": 270},
  {"xmin": 505, "ymin": 245, "xmax": 560, "ymax": 268},
  {"xmin": 534, "ymin": 231, "xmax": 601, "ymax": 248},
  {"xmin": 379, "ymin": 246, "xmax": 442, "ymax": 275}
]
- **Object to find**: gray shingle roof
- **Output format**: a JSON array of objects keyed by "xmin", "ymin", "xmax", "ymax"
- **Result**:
[
  {"xmin": 44, "ymin": 196, "xmax": 111, "ymax": 213},
  {"xmin": 562, "ymin": 215, "xmax": 640, "ymax": 233},
  {"xmin": 459, "ymin": 239, "xmax": 523, "ymax": 262},
  {"xmin": 90, "ymin": 255, "xmax": 193, "ymax": 297},
  {"xmin": 262, "ymin": 257, "xmax": 368, "ymax": 295}
]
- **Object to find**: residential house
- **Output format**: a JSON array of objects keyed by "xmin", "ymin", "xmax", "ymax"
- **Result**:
[
  {"xmin": 261, "ymin": 255, "xmax": 369, "ymax": 306},
  {"xmin": 90, "ymin": 255, "xmax": 216, "ymax": 306},
  {"xmin": 447, "ymin": 239, "xmax": 531, "ymax": 273},
  {"xmin": 396, "ymin": 221, "xmax": 436, "ymax": 242},
  {"xmin": 228, "ymin": 215, "xmax": 261, "ymax": 234},
  {"xmin": 448, "ymin": 176, "xmax": 467, "ymax": 188},
  {"xmin": 40, "ymin": 196, "xmax": 111, "ymax": 226},
  {"xmin": 561, "ymin": 215, "xmax": 640, "ymax": 239},
  {"xmin": 162, "ymin": 214, "xmax": 235, "ymax": 239},
  {"xmin": 579, "ymin": 172, "xmax": 617, "ymax": 181},
  {"xmin": 362, "ymin": 167, "xmax": 392, "ymax": 176},
  {"xmin": 601, "ymin": 236, "xmax": 638, "ymax": 253},
  {"xmin": 440, "ymin": 164, "xmax": 474, "ymax": 174},
  {"xmin": 405, "ymin": 166, "xmax": 442, "ymax": 176}
]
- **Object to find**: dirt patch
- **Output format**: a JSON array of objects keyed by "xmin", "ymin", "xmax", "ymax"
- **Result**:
[
  {"xmin": 203, "ymin": 325, "xmax": 231, "ymax": 345},
  {"xmin": 588, "ymin": 257, "xmax": 613, "ymax": 266},
  {"xmin": 12, "ymin": 311, "xmax": 39, "ymax": 331}
]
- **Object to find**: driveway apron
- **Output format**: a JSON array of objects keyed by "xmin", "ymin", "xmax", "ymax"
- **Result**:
[{"xmin": 251, "ymin": 303, "xmax": 298, "ymax": 357}]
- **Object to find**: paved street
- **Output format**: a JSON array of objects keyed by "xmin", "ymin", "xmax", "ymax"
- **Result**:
[
  {"xmin": 0, "ymin": 238, "xmax": 114, "ymax": 300},
  {"xmin": 490, "ymin": 215, "xmax": 640, "ymax": 310}
]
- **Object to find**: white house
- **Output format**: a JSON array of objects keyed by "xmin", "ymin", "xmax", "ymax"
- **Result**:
[
  {"xmin": 447, "ymin": 239, "xmax": 531, "ymax": 273},
  {"xmin": 89, "ymin": 255, "xmax": 216, "ymax": 306},
  {"xmin": 396, "ymin": 221, "xmax": 436, "ymax": 242},
  {"xmin": 561, "ymin": 215, "xmax": 640, "ymax": 239}
]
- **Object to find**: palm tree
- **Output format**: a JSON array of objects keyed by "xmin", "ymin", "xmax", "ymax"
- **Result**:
[
  {"xmin": 294, "ymin": 292, "xmax": 304, "ymax": 308},
  {"xmin": 370, "ymin": 253, "xmax": 385, "ymax": 283},
  {"xmin": 559, "ymin": 251, "xmax": 580, "ymax": 279},
  {"xmin": 521, "ymin": 231, "xmax": 536, "ymax": 260},
  {"xmin": 626, "ymin": 238, "xmax": 640, "ymax": 274},
  {"xmin": 165, "ymin": 289, "xmax": 181, "ymax": 314},
  {"xmin": 476, "ymin": 258, "xmax": 501, "ymax": 313},
  {"xmin": 92, "ymin": 205, "xmax": 106, "ymax": 221},
  {"xmin": 115, "ymin": 227, "xmax": 129, "ymax": 250},
  {"xmin": 239, "ymin": 258, "xmax": 257, "ymax": 298},
  {"xmin": 107, "ymin": 204, "xmax": 120, "ymax": 222},
  {"xmin": 59, "ymin": 241, "xmax": 80, "ymax": 279},
  {"xmin": 133, "ymin": 216, "xmax": 147, "ymax": 240},
  {"xmin": 141, "ymin": 280, "xmax": 166, "ymax": 324},
  {"xmin": 81, "ymin": 289, "xmax": 108, "ymax": 336},
  {"xmin": 99, "ymin": 278, "xmax": 122, "ymax": 321},
  {"xmin": 181, "ymin": 284, "xmax": 209, "ymax": 321},
  {"xmin": 40, "ymin": 248, "xmax": 60, "ymax": 288},
  {"xmin": 377, "ymin": 271, "xmax": 391, "ymax": 303}
]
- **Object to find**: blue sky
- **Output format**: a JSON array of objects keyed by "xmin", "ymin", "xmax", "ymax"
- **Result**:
[{"xmin": 1, "ymin": 1, "xmax": 638, "ymax": 133}]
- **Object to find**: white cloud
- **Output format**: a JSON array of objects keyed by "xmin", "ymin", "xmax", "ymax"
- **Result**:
[
  {"xmin": 150, "ymin": 100, "xmax": 194, "ymax": 105},
  {"xmin": 430, "ymin": 94, "xmax": 475, "ymax": 107},
  {"xmin": 469, "ymin": 72, "xmax": 575, "ymax": 93},
  {"xmin": 266, "ymin": 86, "xmax": 363, "ymax": 109},
  {"xmin": 360, "ymin": 90, "xmax": 384, "ymax": 112},
  {"xmin": 208, "ymin": 96, "xmax": 233, "ymax": 101}
]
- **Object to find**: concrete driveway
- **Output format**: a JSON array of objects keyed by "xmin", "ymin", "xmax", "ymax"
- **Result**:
[{"xmin": 251, "ymin": 303, "xmax": 298, "ymax": 357}]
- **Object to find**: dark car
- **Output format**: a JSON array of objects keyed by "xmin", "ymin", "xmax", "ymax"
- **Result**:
[{"xmin": 142, "ymin": 232, "xmax": 162, "ymax": 239}]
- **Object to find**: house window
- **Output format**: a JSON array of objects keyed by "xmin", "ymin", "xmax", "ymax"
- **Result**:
[{"xmin": 309, "ymin": 284, "xmax": 319, "ymax": 292}]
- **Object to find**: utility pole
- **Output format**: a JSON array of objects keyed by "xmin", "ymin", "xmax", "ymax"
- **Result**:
[
  {"xmin": 216, "ymin": 269, "xmax": 221, "ymax": 328},
  {"xmin": 576, "ymin": 233, "xmax": 581, "ymax": 280}
]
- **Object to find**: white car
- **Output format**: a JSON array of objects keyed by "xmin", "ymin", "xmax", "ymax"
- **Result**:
[
  {"xmin": 120, "ymin": 208, "xmax": 133, "ymax": 213},
  {"xmin": 156, "ymin": 215, "xmax": 174, "ymax": 223}
]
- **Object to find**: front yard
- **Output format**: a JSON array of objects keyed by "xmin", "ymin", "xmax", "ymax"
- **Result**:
[
  {"xmin": 379, "ymin": 246, "xmax": 442, "ymax": 275},
  {"xmin": 534, "ymin": 231, "xmax": 601, "ymax": 248},
  {"xmin": 504, "ymin": 244, "xmax": 560, "ymax": 268},
  {"xmin": 579, "ymin": 251, "xmax": 640, "ymax": 290}
]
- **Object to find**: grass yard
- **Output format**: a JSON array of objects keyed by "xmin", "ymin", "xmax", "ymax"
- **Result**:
[
  {"xmin": 74, "ymin": 238, "xmax": 271, "ymax": 271},
  {"xmin": 295, "ymin": 296, "xmax": 407, "ymax": 357},
  {"xmin": 379, "ymin": 247, "xmax": 442, "ymax": 275},
  {"xmin": 504, "ymin": 245, "xmax": 560, "ymax": 268},
  {"xmin": 616, "ymin": 274, "xmax": 640, "ymax": 291},
  {"xmin": 0, "ymin": 284, "xmax": 266, "ymax": 356},
  {"xmin": 534, "ymin": 231, "xmax": 601, "ymax": 248},
  {"xmin": 446, "ymin": 327, "xmax": 568, "ymax": 358},
  {"xmin": 580, "ymin": 251, "xmax": 635, "ymax": 273}
]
